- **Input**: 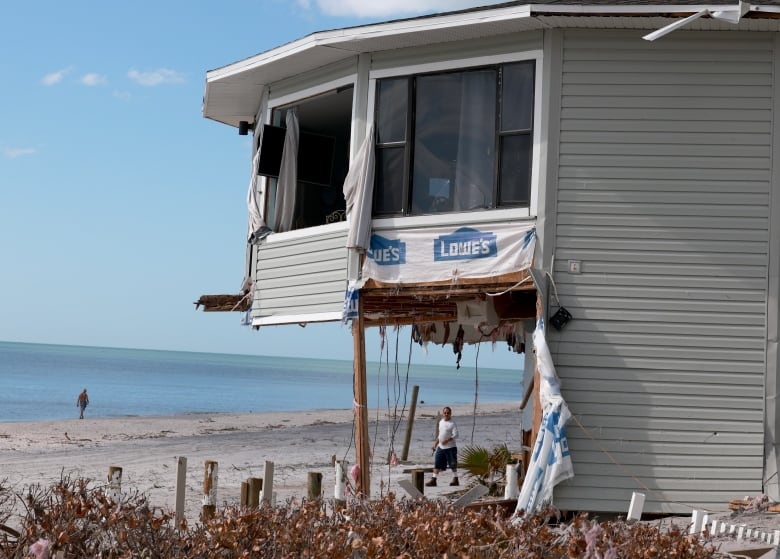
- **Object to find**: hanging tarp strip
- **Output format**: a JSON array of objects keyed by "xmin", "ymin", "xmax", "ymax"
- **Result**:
[
  {"xmin": 361, "ymin": 222, "xmax": 536, "ymax": 285},
  {"xmin": 514, "ymin": 320, "xmax": 574, "ymax": 516}
]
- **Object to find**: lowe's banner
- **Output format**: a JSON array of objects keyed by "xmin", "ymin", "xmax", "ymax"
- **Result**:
[{"xmin": 362, "ymin": 223, "xmax": 536, "ymax": 284}]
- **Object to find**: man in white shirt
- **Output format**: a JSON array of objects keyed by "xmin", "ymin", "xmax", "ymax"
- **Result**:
[{"xmin": 426, "ymin": 406, "xmax": 459, "ymax": 487}]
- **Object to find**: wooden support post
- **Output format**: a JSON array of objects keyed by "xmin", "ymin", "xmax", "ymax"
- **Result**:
[
  {"xmin": 248, "ymin": 477, "xmax": 262, "ymax": 508},
  {"xmin": 352, "ymin": 296, "xmax": 370, "ymax": 498},
  {"xmin": 401, "ymin": 385, "xmax": 419, "ymax": 461},
  {"xmin": 412, "ymin": 469, "xmax": 425, "ymax": 494},
  {"xmin": 202, "ymin": 460, "xmax": 218, "ymax": 521},
  {"xmin": 261, "ymin": 461, "xmax": 274, "ymax": 505},
  {"xmin": 107, "ymin": 466, "xmax": 122, "ymax": 502},
  {"xmin": 175, "ymin": 456, "xmax": 187, "ymax": 524},
  {"xmin": 308, "ymin": 472, "xmax": 323, "ymax": 500}
]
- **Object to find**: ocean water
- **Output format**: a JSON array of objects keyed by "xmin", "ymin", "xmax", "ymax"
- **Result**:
[{"xmin": 0, "ymin": 341, "xmax": 523, "ymax": 423}]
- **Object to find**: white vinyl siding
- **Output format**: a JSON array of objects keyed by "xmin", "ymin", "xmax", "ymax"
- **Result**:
[
  {"xmin": 252, "ymin": 227, "xmax": 348, "ymax": 323},
  {"xmin": 550, "ymin": 30, "xmax": 772, "ymax": 513},
  {"xmin": 369, "ymin": 31, "xmax": 543, "ymax": 74}
]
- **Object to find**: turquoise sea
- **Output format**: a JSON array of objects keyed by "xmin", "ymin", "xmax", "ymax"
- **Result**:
[{"xmin": 0, "ymin": 341, "xmax": 522, "ymax": 423}]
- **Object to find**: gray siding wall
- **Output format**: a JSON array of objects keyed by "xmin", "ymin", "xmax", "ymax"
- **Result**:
[
  {"xmin": 550, "ymin": 30, "xmax": 772, "ymax": 513},
  {"xmin": 252, "ymin": 227, "xmax": 348, "ymax": 323}
]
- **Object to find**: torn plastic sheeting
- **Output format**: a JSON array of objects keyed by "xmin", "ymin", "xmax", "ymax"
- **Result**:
[{"xmin": 514, "ymin": 320, "xmax": 573, "ymax": 516}]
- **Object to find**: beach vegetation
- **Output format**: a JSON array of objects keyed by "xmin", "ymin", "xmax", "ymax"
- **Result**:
[
  {"xmin": 458, "ymin": 443, "xmax": 514, "ymax": 494},
  {"xmin": 0, "ymin": 476, "xmax": 719, "ymax": 558}
]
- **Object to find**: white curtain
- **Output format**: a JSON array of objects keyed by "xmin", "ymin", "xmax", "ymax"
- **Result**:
[
  {"xmin": 453, "ymin": 71, "xmax": 494, "ymax": 211},
  {"xmin": 273, "ymin": 108, "xmax": 299, "ymax": 233},
  {"xmin": 247, "ymin": 124, "xmax": 267, "ymax": 242},
  {"xmin": 342, "ymin": 124, "xmax": 375, "ymax": 250}
]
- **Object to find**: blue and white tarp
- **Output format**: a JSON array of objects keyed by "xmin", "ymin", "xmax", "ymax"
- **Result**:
[
  {"xmin": 514, "ymin": 320, "xmax": 574, "ymax": 516},
  {"xmin": 342, "ymin": 281, "xmax": 360, "ymax": 323},
  {"xmin": 361, "ymin": 222, "xmax": 536, "ymax": 285}
]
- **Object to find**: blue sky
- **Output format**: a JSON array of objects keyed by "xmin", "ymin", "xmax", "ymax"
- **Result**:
[{"xmin": 0, "ymin": 0, "xmax": 522, "ymax": 370}]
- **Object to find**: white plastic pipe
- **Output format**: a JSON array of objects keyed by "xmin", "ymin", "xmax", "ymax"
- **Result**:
[
  {"xmin": 504, "ymin": 465, "xmax": 519, "ymax": 500},
  {"xmin": 627, "ymin": 492, "xmax": 645, "ymax": 521},
  {"xmin": 689, "ymin": 510, "xmax": 703, "ymax": 535},
  {"xmin": 335, "ymin": 461, "xmax": 346, "ymax": 500}
]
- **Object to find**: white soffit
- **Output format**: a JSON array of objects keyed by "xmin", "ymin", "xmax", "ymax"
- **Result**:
[{"xmin": 203, "ymin": 3, "xmax": 780, "ymax": 127}]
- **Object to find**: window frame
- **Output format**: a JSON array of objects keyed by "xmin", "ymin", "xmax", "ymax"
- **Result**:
[
  {"xmin": 368, "ymin": 50, "xmax": 542, "ymax": 226},
  {"xmin": 262, "ymin": 74, "xmax": 357, "ymax": 238}
]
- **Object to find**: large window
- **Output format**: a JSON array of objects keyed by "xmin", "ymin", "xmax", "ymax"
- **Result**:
[{"xmin": 374, "ymin": 61, "xmax": 535, "ymax": 216}]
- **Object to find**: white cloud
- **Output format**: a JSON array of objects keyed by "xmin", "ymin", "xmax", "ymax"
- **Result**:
[
  {"xmin": 3, "ymin": 147, "xmax": 36, "ymax": 158},
  {"xmin": 42, "ymin": 67, "xmax": 73, "ymax": 86},
  {"xmin": 81, "ymin": 73, "xmax": 107, "ymax": 87},
  {"xmin": 127, "ymin": 68, "xmax": 186, "ymax": 87},
  {"xmin": 113, "ymin": 90, "xmax": 132, "ymax": 101},
  {"xmin": 314, "ymin": 0, "xmax": 505, "ymax": 17}
]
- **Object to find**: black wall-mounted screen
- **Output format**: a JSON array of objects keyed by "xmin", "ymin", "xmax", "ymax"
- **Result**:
[{"xmin": 256, "ymin": 124, "xmax": 336, "ymax": 187}]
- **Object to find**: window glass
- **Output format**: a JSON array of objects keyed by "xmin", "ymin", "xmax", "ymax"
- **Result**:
[
  {"xmin": 373, "ymin": 59, "xmax": 535, "ymax": 217},
  {"xmin": 501, "ymin": 62, "xmax": 535, "ymax": 132},
  {"xmin": 412, "ymin": 70, "xmax": 496, "ymax": 214},
  {"xmin": 499, "ymin": 134, "xmax": 532, "ymax": 206},
  {"xmin": 374, "ymin": 147, "xmax": 406, "ymax": 214},
  {"xmin": 376, "ymin": 78, "xmax": 408, "ymax": 144}
]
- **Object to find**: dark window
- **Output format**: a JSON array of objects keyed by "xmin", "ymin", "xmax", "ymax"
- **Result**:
[
  {"xmin": 373, "ymin": 60, "xmax": 535, "ymax": 216},
  {"xmin": 374, "ymin": 78, "xmax": 409, "ymax": 216},
  {"xmin": 261, "ymin": 86, "xmax": 353, "ymax": 231}
]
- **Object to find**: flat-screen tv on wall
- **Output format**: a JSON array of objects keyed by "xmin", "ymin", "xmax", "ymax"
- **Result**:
[{"xmin": 257, "ymin": 124, "xmax": 336, "ymax": 187}]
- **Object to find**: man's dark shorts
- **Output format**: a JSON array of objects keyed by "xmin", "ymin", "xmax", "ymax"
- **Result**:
[{"xmin": 434, "ymin": 447, "xmax": 457, "ymax": 470}]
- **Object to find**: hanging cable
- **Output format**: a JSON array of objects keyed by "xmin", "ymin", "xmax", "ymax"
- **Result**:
[
  {"xmin": 470, "ymin": 338, "xmax": 482, "ymax": 444},
  {"xmin": 484, "ymin": 274, "xmax": 534, "ymax": 297}
]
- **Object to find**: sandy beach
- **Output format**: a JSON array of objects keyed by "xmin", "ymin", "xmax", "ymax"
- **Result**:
[{"xmin": 0, "ymin": 402, "xmax": 521, "ymax": 525}]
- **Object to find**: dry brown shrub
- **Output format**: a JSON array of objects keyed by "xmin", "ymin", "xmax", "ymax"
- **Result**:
[{"xmin": 0, "ymin": 478, "xmax": 720, "ymax": 558}]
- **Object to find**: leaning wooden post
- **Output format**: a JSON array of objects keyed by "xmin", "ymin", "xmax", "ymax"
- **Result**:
[
  {"xmin": 202, "ymin": 460, "xmax": 218, "ymax": 520},
  {"xmin": 308, "ymin": 472, "xmax": 323, "ymax": 500},
  {"xmin": 107, "ymin": 466, "xmax": 122, "ymax": 502},
  {"xmin": 352, "ymin": 295, "xmax": 370, "ymax": 497},
  {"xmin": 401, "ymin": 385, "xmax": 419, "ymax": 461},
  {"xmin": 175, "ymin": 456, "xmax": 187, "ymax": 524},
  {"xmin": 261, "ymin": 461, "xmax": 274, "ymax": 505}
]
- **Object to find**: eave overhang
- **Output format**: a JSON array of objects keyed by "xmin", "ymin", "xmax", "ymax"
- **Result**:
[{"xmin": 203, "ymin": 1, "xmax": 780, "ymax": 128}]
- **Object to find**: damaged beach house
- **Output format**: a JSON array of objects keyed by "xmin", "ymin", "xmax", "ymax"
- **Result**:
[{"xmin": 196, "ymin": 1, "xmax": 780, "ymax": 515}]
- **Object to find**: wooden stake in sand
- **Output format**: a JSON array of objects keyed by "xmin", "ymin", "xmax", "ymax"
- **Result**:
[
  {"xmin": 248, "ymin": 477, "xmax": 263, "ymax": 508},
  {"xmin": 175, "ymin": 456, "xmax": 187, "ymax": 523},
  {"xmin": 308, "ymin": 472, "xmax": 323, "ymax": 500},
  {"xmin": 262, "ymin": 461, "xmax": 274, "ymax": 505},
  {"xmin": 202, "ymin": 460, "xmax": 218, "ymax": 520},
  {"xmin": 107, "ymin": 466, "xmax": 122, "ymax": 502}
]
